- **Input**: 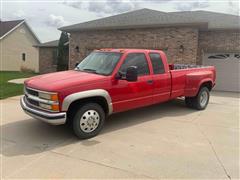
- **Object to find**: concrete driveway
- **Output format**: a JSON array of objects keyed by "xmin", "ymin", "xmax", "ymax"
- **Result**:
[{"xmin": 1, "ymin": 92, "xmax": 239, "ymax": 179}]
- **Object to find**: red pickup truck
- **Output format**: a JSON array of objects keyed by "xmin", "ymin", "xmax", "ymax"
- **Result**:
[{"xmin": 21, "ymin": 49, "xmax": 216, "ymax": 139}]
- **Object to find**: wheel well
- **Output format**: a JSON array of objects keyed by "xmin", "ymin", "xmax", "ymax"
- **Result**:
[
  {"xmin": 200, "ymin": 81, "xmax": 213, "ymax": 91},
  {"xmin": 66, "ymin": 96, "xmax": 109, "ymax": 121}
]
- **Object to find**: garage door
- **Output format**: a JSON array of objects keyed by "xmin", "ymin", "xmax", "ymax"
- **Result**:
[{"xmin": 203, "ymin": 53, "xmax": 240, "ymax": 92}]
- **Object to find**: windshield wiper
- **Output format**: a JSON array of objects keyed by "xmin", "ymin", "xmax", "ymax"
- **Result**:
[
  {"xmin": 82, "ymin": 68, "xmax": 104, "ymax": 75},
  {"xmin": 83, "ymin": 68, "xmax": 97, "ymax": 72}
]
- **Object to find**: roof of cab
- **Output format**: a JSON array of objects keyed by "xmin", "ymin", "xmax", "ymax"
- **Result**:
[{"xmin": 97, "ymin": 48, "xmax": 163, "ymax": 53}]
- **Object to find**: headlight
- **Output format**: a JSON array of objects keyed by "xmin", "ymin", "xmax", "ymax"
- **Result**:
[
  {"xmin": 39, "ymin": 103, "xmax": 59, "ymax": 111},
  {"xmin": 39, "ymin": 103, "xmax": 52, "ymax": 110},
  {"xmin": 38, "ymin": 92, "xmax": 59, "ymax": 111},
  {"xmin": 38, "ymin": 92, "xmax": 58, "ymax": 101}
]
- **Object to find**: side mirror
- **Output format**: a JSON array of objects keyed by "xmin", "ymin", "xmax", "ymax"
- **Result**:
[
  {"xmin": 75, "ymin": 62, "xmax": 79, "ymax": 67},
  {"xmin": 126, "ymin": 66, "xmax": 138, "ymax": 82}
]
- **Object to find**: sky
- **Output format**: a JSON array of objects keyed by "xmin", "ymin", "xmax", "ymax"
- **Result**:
[{"xmin": 1, "ymin": 0, "xmax": 239, "ymax": 43}]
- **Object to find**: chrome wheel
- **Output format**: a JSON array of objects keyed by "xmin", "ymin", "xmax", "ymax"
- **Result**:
[
  {"xmin": 200, "ymin": 90, "xmax": 208, "ymax": 107},
  {"xmin": 79, "ymin": 110, "xmax": 100, "ymax": 133}
]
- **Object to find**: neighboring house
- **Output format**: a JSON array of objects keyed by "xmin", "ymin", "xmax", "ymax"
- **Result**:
[
  {"xmin": 60, "ymin": 8, "xmax": 240, "ymax": 92},
  {"xmin": 34, "ymin": 40, "xmax": 69, "ymax": 74},
  {"xmin": 0, "ymin": 19, "xmax": 40, "ymax": 72},
  {"xmin": 34, "ymin": 40, "xmax": 58, "ymax": 74}
]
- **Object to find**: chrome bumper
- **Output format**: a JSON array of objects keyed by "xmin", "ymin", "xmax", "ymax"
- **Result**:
[{"xmin": 20, "ymin": 96, "xmax": 66, "ymax": 125}]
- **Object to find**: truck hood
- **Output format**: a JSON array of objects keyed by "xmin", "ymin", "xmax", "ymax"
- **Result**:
[{"xmin": 25, "ymin": 70, "xmax": 108, "ymax": 92}]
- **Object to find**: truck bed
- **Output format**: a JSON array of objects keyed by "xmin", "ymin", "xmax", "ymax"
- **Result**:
[
  {"xmin": 168, "ymin": 64, "xmax": 216, "ymax": 98},
  {"xmin": 169, "ymin": 64, "xmax": 211, "ymax": 70}
]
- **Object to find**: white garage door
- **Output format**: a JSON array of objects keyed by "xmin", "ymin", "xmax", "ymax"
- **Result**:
[{"xmin": 203, "ymin": 53, "xmax": 240, "ymax": 92}]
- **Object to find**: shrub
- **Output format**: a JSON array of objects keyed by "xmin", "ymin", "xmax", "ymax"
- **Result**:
[{"xmin": 20, "ymin": 66, "xmax": 35, "ymax": 73}]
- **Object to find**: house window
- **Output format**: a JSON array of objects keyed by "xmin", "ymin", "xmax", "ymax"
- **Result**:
[
  {"xmin": 208, "ymin": 54, "xmax": 230, "ymax": 59},
  {"xmin": 22, "ymin": 53, "xmax": 26, "ymax": 61}
]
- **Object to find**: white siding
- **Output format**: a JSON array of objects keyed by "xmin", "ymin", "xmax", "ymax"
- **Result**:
[
  {"xmin": 203, "ymin": 53, "xmax": 240, "ymax": 92},
  {"xmin": 0, "ymin": 23, "xmax": 39, "ymax": 72}
]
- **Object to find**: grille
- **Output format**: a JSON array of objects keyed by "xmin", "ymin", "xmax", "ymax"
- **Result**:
[
  {"xmin": 25, "ymin": 87, "xmax": 41, "ymax": 109},
  {"xmin": 26, "ymin": 96, "xmax": 39, "ymax": 106},
  {"xmin": 24, "ymin": 86, "xmax": 58, "ymax": 112},
  {"xmin": 26, "ymin": 88, "xmax": 38, "ymax": 96}
]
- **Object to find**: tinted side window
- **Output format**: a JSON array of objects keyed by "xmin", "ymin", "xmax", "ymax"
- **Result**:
[
  {"xmin": 120, "ymin": 53, "xmax": 150, "ymax": 76},
  {"xmin": 149, "ymin": 53, "xmax": 165, "ymax": 74}
]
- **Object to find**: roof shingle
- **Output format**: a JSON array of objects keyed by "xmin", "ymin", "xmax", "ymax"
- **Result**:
[
  {"xmin": 35, "ymin": 40, "xmax": 59, "ymax": 47},
  {"xmin": 0, "ymin": 19, "xmax": 24, "ymax": 38},
  {"xmin": 59, "ymin": 8, "xmax": 240, "ymax": 32},
  {"xmin": 171, "ymin": 10, "xmax": 240, "ymax": 30}
]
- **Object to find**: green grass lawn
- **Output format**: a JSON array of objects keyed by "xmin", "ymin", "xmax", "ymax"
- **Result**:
[{"xmin": 0, "ymin": 71, "xmax": 37, "ymax": 99}]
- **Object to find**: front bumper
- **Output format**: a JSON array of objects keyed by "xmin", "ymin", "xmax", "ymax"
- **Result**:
[{"xmin": 20, "ymin": 97, "xmax": 66, "ymax": 125}]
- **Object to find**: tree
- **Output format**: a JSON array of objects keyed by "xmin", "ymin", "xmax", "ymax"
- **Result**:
[{"xmin": 57, "ymin": 32, "xmax": 69, "ymax": 71}]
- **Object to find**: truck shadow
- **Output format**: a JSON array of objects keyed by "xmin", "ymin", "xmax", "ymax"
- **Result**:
[
  {"xmin": 103, "ymin": 99, "xmax": 196, "ymax": 134},
  {"xmin": 1, "ymin": 99, "xmax": 197, "ymax": 157}
]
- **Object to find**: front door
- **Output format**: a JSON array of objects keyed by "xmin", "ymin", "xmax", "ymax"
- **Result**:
[{"xmin": 111, "ymin": 53, "xmax": 153, "ymax": 112}]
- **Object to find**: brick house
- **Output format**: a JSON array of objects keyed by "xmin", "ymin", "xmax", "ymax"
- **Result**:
[
  {"xmin": 60, "ymin": 9, "xmax": 240, "ymax": 92},
  {"xmin": 35, "ymin": 40, "xmax": 58, "ymax": 74},
  {"xmin": 35, "ymin": 40, "xmax": 69, "ymax": 74}
]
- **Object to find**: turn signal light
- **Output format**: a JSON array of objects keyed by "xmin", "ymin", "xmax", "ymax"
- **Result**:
[{"xmin": 51, "ymin": 94, "xmax": 59, "ymax": 101}]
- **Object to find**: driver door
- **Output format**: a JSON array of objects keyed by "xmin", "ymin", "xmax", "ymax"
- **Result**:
[{"xmin": 110, "ymin": 53, "xmax": 153, "ymax": 112}]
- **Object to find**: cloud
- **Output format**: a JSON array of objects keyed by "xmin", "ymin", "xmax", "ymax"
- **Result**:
[
  {"xmin": 63, "ymin": 0, "xmax": 141, "ymax": 16},
  {"xmin": 175, "ymin": 0, "xmax": 209, "ymax": 11},
  {"xmin": 87, "ymin": 0, "xmax": 141, "ymax": 16},
  {"xmin": 46, "ymin": 14, "xmax": 66, "ymax": 27},
  {"xmin": 104, "ymin": 0, "xmax": 140, "ymax": 14},
  {"xmin": 63, "ymin": 1, "xmax": 82, "ymax": 9},
  {"xmin": 228, "ymin": 0, "xmax": 240, "ymax": 15},
  {"xmin": 13, "ymin": 10, "xmax": 26, "ymax": 18},
  {"xmin": 62, "ymin": 0, "xmax": 175, "ymax": 16},
  {"xmin": 88, "ymin": 1, "xmax": 106, "ymax": 13}
]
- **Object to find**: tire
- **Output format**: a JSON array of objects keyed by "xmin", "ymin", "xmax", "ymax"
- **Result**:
[
  {"xmin": 185, "ymin": 87, "xmax": 210, "ymax": 110},
  {"xmin": 185, "ymin": 97, "xmax": 194, "ymax": 108},
  {"xmin": 72, "ymin": 103, "xmax": 105, "ymax": 139}
]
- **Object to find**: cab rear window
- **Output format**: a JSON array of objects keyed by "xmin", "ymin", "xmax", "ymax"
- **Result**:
[{"xmin": 149, "ymin": 53, "xmax": 165, "ymax": 74}]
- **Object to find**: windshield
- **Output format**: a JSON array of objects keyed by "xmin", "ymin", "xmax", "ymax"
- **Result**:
[{"xmin": 76, "ymin": 52, "xmax": 122, "ymax": 75}]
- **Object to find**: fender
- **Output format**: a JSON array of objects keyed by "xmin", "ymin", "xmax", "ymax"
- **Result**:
[
  {"xmin": 197, "ymin": 78, "xmax": 213, "ymax": 91},
  {"xmin": 62, "ymin": 89, "xmax": 113, "ymax": 114},
  {"xmin": 191, "ymin": 78, "xmax": 213, "ymax": 97},
  {"xmin": 185, "ymin": 71, "xmax": 214, "ymax": 97}
]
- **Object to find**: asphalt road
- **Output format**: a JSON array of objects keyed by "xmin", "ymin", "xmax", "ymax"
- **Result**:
[{"xmin": 1, "ymin": 91, "xmax": 239, "ymax": 179}]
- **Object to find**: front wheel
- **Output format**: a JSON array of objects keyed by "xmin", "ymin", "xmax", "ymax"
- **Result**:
[
  {"xmin": 185, "ymin": 87, "xmax": 210, "ymax": 110},
  {"xmin": 72, "ymin": 103, "xmax": 105, "ymax": 139}
]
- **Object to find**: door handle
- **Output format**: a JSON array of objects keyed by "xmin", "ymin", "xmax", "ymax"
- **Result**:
[{"xmin": 147, "ymin": 80, "xmax": 153, "ymax": 84}]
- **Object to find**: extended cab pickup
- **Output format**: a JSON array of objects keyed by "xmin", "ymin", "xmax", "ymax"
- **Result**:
[{"xmin": 21, "ymin": 49, "xmax": 216, "ymax": 139}]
